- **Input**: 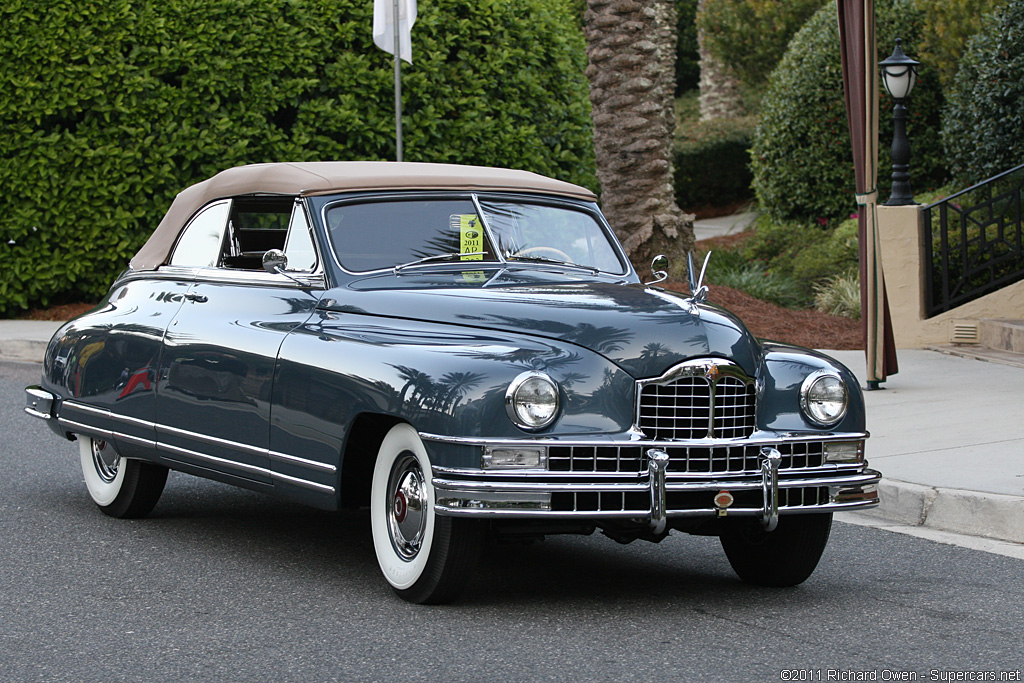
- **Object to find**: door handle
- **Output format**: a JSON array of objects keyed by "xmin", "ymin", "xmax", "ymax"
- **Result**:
[{"xmin": 183, "ymin": 292, "xmax": 208, "ymax": 303}]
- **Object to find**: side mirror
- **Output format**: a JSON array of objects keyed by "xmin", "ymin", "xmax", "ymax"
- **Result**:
[
  {"xmin": 262, "ymin": 249, "xmax": 288, "ymax": 274},
  {"xmin": 645, "ymin": 254, "xmax": 669, "ymax": 285}
]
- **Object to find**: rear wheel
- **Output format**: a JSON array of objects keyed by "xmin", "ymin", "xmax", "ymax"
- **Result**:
[
  {"xmin": 79, "ymin": 436, "xmax": 168, "ymax": 518},
  {"xmin": 370, "ymin": 424, "xmax": 481, "ymax": 604},
  {"xmin": 719, "ymin": 513, "xmax": 832, "ymax": 587}
]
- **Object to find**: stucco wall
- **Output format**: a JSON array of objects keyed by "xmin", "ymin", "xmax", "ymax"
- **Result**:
[{"xmin": 877, "ymin": 205, "xmax": 1024, "ymax": 348}]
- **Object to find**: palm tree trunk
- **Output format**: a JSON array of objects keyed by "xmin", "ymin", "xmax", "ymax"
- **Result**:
[
  {"xmin": 584, "ymin": 0, "xmax": 695, "ymax": 270},
  {"xmin": 696, "ymin": 0, "xmax": 746, "ymax": 120}
]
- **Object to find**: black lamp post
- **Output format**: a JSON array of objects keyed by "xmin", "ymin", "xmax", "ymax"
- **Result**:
[{"xmin": 880, "ymin": 38, "xmax": 920, "ymax": 206}]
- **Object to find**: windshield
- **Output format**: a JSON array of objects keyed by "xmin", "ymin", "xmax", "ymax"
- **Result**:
[
  {"xmin": 478, "ymin": 199, "xmax": 624, "ymax": 274},
  {"xmin": 324, "ymin": 196, "xmax": 625, "ymax": 274}
]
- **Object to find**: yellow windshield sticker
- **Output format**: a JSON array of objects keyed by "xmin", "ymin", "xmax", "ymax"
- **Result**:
[{"xmin": 452, "ymin": 214, "xmax": 484, "ymax": 260}]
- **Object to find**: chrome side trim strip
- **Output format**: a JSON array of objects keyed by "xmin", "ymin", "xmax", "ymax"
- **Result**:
[
  {"xmin": 271, "ymin": 470, "xmax": 335, "ymax": 494},
  {"xmin": 117, "ymin": 432, "xmax": 158, "ymax": 449},
  {"xmin": 269, "ymin": 450, "xmax": 337, "ymax": 473},
  {"xmin": 62, "ymin": 401, "xmax": 108, "ymax": 417},
  {"xmin": 158, "ymin": 442, "xmax": 269, "ymax": 477},
  {"xmin": 58, "ymin": 417, "xmax": 113, "ymax": 440},
  {"xmin": 109, "ymin": 412, "xmax": 156, "ymax": 428},
  {"xmin": 158, "ymin": 443, "xmax": 335, "ymax": 494},
  {"xmin": 58, "ymin": 401, "xmax": 335, "ymax": 480},
  {"xmin": 158, "ymin": 423, "xmax": 264, "ymax": 456}
]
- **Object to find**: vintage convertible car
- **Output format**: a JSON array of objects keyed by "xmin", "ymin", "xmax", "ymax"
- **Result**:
[{"xmin": 25, "ymin": 162, "xmax": 880, "ymax": 603}]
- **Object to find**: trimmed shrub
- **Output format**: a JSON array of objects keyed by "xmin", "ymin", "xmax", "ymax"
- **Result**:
[
  {"xmin": 751, "ymin": 0, "xmax": 947, "ymax": 222},
  {"xmin": 911, "ymin": 0, "xmax": 1006, "ymax": 88},
  {"xmin": 0, "ymin": 0, "xmax": 594, "ymax": 314},
  {"xmin": 674, "ymin": 116, "xmax": 756, "ymax": 211},
  {"xmin": 696, "ymin": 0, "xmax": 822, "ymax": 87},
  {"xmin": 942, "ymin": 0, "xmax": 1024, "ymax": 186}
]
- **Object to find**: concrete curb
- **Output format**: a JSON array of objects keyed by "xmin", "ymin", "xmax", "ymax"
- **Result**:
[
  {"xmin": 0, "ymin": 339, "xmax": 48, "ymax": 364},
  {"xmin": 859, "ymin": 479, "xmax": 1024, "ymax": 545}
]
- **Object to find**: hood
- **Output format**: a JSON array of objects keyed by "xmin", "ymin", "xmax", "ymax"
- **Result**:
[{"xmin": 320, "ymin": 276, "xmax": 762, "ymax": 379}]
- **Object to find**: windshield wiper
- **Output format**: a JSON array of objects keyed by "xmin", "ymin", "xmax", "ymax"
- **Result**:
[
  {"xmin": 393, "ymin": 252, "xmax": 487, "ymax": 274},
  {"xmin": 506, "ymin": 255, "xmax": 600, "ymax": 274}
]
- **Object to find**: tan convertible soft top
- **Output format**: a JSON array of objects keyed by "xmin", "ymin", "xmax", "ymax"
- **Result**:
[{"xmin": 130, "ymin": 161, "xmax": 598, "ymax": 271}]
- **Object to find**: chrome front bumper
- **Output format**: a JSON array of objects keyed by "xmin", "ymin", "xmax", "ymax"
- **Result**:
[
  {"xmin": 24, "ymin": 386, "xmax": 54, "ymax": 420},
  {"xmin": 427, "ymin": 437, "xmax": 881, "ymax": 531}
]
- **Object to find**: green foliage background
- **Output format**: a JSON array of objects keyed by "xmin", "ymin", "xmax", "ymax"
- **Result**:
[
  {"xmin": 942, "ymin": 0, "xmax": 1024, "ymax": 186},
  {"xmin": 750, "ymin": 0, "xmax": 947, "ymax": 222},
  {"xmin": 674, "ymin": 116, "xmax": 755, "ymax": 211},
  {"xmin": 0, "ymin": 0, "xmax": 595, "ymax": 314},
  {"xmin": 910, "ymin": 0, "xmax": 1006, "ymax": 88},
  {"xmin": 697, "ymin": 0, "xmax": 822, "ymax": 87}
]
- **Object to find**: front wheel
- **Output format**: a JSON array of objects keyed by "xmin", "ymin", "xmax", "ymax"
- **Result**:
[
  {"xmin": 370, "ymin": 424, "xmax": 481, "ymax": 604},
  {"xmin": 79, "ymin": 436, "xmax": 168, "ymax": 518},
  {"xmin": 719, "ymin": 513, "xmax": 832, "ymax": 587}
]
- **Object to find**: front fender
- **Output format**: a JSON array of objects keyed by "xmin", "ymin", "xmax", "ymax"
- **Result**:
[
  {"xmin": 270, "ymin": 309, "xmax": 637, "ymax": 468},
  {"xmin": 756, "ymin": 342, "xmax": 866, "ymax": 433}
]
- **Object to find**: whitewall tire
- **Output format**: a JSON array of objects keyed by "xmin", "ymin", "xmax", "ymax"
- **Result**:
[
  {"xmin": 370, "ymin": 423, "xmax": 481, "ymax": 604},
  {"xmin": 79, "ymin": 436, "xmax": 168, "ymax": 518}
]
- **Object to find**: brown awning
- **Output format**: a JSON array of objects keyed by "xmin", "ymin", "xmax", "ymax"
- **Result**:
[
  {"xmin": 837, "ymin": 0, "xmax": 899, "ymax": 384},
  {"xmin": 130, "ymin": 161, "xmax": 597, "ymax": 271}
]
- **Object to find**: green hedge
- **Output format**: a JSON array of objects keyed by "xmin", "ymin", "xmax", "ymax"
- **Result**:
[
  {"xmin": 0, "ymin": 0, "xmax": 594, "ymax": 315},
  {"xmin": 697, "ymin": 0, "xmax": 822, "ymax": 87},
  {"xmin": 674, "ymin": 116, "xmax": 755, "ymax": 210},
  {"xmin": 941, "ymin": 0, "xmax": 1024, "ymax": 186},
  {"xmin": 751, "ymin": 0, "xmax": 947, "ymax": 222}
]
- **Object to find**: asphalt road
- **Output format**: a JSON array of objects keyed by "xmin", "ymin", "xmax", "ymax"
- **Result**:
[{"xmin": 3, "ymin": 361, "xmax": 1022, "ymax": 682}]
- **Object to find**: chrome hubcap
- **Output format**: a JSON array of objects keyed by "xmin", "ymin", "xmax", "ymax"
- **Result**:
[
  {"xmin": 387, "ymin": 453, "xmax": 426, "ymax": 560},
  {"xmin": 91, "ymin": 439, "xmax": 120, "ymax": 483}
]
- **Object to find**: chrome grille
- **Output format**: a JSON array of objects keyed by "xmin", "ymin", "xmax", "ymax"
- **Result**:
[
  {"xmin": 711, "ymin": 377, "xmax": 757, "ymax": 438},
  {"xmin": 637, "ymin": 377, "xmax": 710, "ymax": 440},
  {"xmin": 548, "ymin": 442, "xmax": 825, "ymax": 474},
  {"xmin": 636, "ymin": 360, "xmax": 756, "ymax": 440}
]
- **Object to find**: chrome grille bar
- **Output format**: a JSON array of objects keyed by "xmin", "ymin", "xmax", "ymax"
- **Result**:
[{"xmin": 636, "ymin": 359, "xmax": 756, "ymax": 441}]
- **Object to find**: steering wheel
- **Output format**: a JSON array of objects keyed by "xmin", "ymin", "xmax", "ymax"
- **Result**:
[{"xmin": 512, "ymin": 246, "xmax": 575, "ymax": 264}]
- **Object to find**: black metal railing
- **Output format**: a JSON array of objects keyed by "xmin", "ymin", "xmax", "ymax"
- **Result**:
[{"xmin": 922, "ymin": 163, "xmax": 1024, "ymax": 317}]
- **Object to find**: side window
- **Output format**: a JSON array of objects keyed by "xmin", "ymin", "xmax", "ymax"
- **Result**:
[
  {"xmin": 169, "ymin": 200, "xmax": 231, "ymax": 267},
  {"xmin": 221, "ymin": 198, "xmax": 294, "ymax": 270},
  {"xmin": 282, "ymin": 204, "xmax": 317, "ymax": 271}
]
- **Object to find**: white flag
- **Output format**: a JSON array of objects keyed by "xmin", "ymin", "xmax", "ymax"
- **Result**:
[{"xmin": 373, "ymin": 0, "xmax": 417, "ymax": 64}]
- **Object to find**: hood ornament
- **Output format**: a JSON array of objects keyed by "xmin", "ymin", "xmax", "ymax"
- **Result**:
[{"xmin": 687, "ymin": 251, "xmax": 711, "ymax": 304}]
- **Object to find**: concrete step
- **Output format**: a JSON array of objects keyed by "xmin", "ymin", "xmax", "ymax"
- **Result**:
[
  {"xmin": 926, "ymin": 345, "xmax": 1024, "ymax": 369},
  {"xmin": 927, "ymin": 319, "xmax": 1024, "ymax": 369},
  {"xmin": 979, "ymin": 319, "xmax": 1024, "ymax": 354}
]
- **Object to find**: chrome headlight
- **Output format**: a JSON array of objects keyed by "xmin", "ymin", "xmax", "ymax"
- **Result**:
[
  {"xmin": 505, "ymin": 372, "xmax": 559, "ymax": 430},
  {"xmin": 799, "ymin": 370, "xmax": 849, "ymax": 426}
]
